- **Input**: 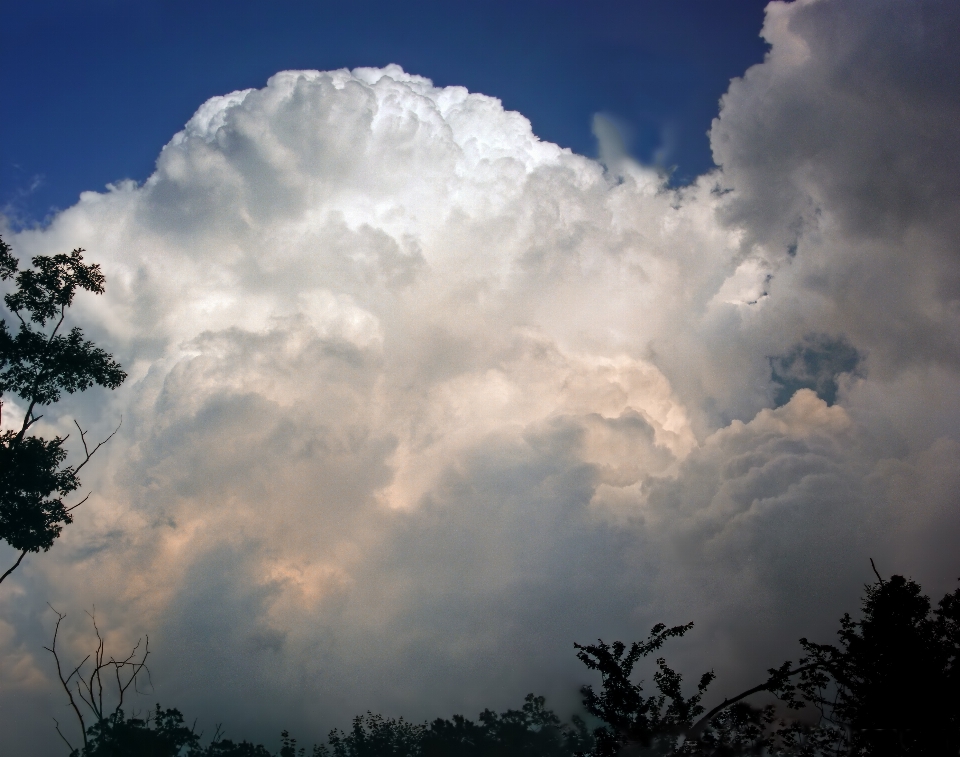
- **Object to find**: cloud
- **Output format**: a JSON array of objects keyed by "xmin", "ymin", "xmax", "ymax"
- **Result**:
[
  {"xmin": 769, "ymin": 333, "xmax": 862, "ymax": 407},
  {"xmin": 710, "ymin": 0, "xmax": 960, "ymax": 373},
  {"xmin": 2, "ymin": 5, "xmax": 959, "ymax": 752}
]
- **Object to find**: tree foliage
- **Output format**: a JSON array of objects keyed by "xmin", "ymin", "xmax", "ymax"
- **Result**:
[
  {"xmin": 572, "ymin": 567, "xmax": 960, "ymax": 756},
  {"xmin": 314, "ymin": 694, "xmax": 591, "ymax": 757},
  {"xmin": 574, "ymin": 623, "xmax": 714, "ymax": 756},
  {"xmin": 0, "ymin": 236, "xmax": 125, "ymax": 581},
  {"xmin": 56, "ymin": 686, "xmax": 590, "ymax": 757},
  {"xmin": 0, "ymin": 433, "xmax": 78, "ymax": 553},
  {"xmin": 766, "ymin": 571, "xmax": 960, "ymax": 756},
  {"xmin": 422, "ymin": 694, "xmax": 592, "ymax": 757},
  {"xmin": 46, "ymin": 568, "xmax": 960, "ymax": 755},
  {"xmin": 67, "ymin": 705, "xmax": 276, "ymax": 757}
]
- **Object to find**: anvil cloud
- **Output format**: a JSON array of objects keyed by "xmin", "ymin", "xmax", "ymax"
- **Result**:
[{"xmin": 2, "ymin": 0, "xmax": 959, "ymax": 753}]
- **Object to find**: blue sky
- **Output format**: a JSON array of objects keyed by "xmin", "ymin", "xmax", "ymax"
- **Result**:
[{"xmin": 2, "ymin": 0, "xmax": 769, "ymax": 224}]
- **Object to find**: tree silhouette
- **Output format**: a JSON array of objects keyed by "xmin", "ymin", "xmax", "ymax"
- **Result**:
[
  {"xmin": 46, "ymin": 606, "xmax": 276, "ymax": 756},
  {"xmin": 0, "ymin": 236, "xmax": 125, "ymax": 584},
  {"xmin": 45, "ymin": 607, "xmax": 153, "ymax": 753},
  {"xmin": 574, "ymin": 623, "xmax": 714, "ymax": 756},
  {"xmin": 44, "ymin": 565, "xmax": 960, "ymax": 755},
  {"xmin": 56, "ymin": 686, "xmax": 589, "ymax": 757},
  {"xmin": 771, "ymin": 567, "xmax": 960, "ymax": 755},
  {"xmin": 316, "ymin": 693, "xmax": 590, "ymax": 757},
  {"xmin": 683, "ymin": 563, "xmax": 960, "ymax": 755},
  {"xmin": 573, "ymin": 564, "xmax": 960, "ymax": 755}
]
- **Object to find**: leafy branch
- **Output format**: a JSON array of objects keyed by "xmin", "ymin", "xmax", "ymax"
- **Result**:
[{"xmin": 0, "ymin": 236, "xmax": 125, "ymax": 585}]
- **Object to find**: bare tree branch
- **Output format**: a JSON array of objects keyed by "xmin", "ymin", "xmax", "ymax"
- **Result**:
[
  {"xmin": 52, "ymin": 717, "xmax": 76, "ymax": 754},
  {"xmin": 15, "ymin": 405, "xmax": 42, "ymax": 442},
  {"xmin": 72, "ymin": 417, "xmax": 122, "ymax": 475},
  {"xmin": 45, "ymin": 605, "xmax": 152, "ymax": 752},
  {"xmin": 44, "ymin": 606, "xmax": 89, "ymax": 752},
  {"xmin": 0, "ymin": 548, "xmax": 29, "ymax": 585},
  {"xmin": 66, "ymin": 493, "xmax": 91, "ymax": 513},
  {"xmin": 90, "ymin": 609, "xmax": 106, "ymax": 720}
]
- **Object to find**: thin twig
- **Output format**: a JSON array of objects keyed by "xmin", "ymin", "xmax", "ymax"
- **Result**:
[
  {"xmin": 66, "ymin": 493, "xmax": 91, "ymax": 513},
  {"xmin": 869, "ymin": 558, "xmax": 885, "ymax": 585},
  {"xmin": 114, "ymin": 636, "xmax": 150, "ymax": 709},
  {"xmin": 73, "ymin": 417, "xmax": 122, "ymax": 475},
  {"xmin": 44, "ymin": 606, "xmax": 88, "ymax": 751},
  {"xmin": 52, "ymin": 717, "xmax": 76, "ymax": 753},
  {"xmin": 46, "ymin": 602, "xmax": 153, "ymax": 744},
  {"xmin": 88, "ymin": 608, "xmax": 106, "ymax": 720},
  {"xmin": 0, "ymin": 548, "xmax": 29, "ymax": 585}
]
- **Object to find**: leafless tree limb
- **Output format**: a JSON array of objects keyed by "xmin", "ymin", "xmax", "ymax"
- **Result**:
[
  {"xmin": 73, "ymin": 416, "xmax": 122, "ymax": 476},
  {"xmin": 44, "ymin": 605, "xmax": 152, "ymax": 752},
  {"xmin": 66, "ymin": 493, "xmax": 91, "ymax": 513},
  {"xmin": 0, "ymin": 548, "xmax": 29, "ymax": 585},
  {"xmin": 53, "ymin": 717, "xmax": 76, "ymax": 753},
  {"xmin": 44, "ymin": 606, "xmax": 89, "ymax": 752}
]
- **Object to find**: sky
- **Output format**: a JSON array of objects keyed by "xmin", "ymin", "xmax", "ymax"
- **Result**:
[
  {"xmin": 2, "ymin": 0, "xmax": 960, "ymax": 754},
  {"xmin": 1, "ymin": 0, "xmax": 771, "ymax": 224}
]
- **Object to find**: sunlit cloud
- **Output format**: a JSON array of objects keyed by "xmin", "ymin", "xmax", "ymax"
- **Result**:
[{"xmin": 2, "ymin": 0, "xmax": 959, "ymax": 751}]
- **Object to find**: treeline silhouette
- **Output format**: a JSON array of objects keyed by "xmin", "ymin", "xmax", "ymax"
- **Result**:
[{"xmin": 48, "ymin": 569, "xmax": 960, "ymax": 757}]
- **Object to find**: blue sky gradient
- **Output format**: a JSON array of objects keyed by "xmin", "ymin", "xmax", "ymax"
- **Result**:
[{"xmin": 2, "ymin": 0, "xmax": 769, "ymax": 224}]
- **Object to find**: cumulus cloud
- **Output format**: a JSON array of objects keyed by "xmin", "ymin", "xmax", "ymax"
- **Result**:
[
  {"xmin": 2, "ymin": 3, "xmax": 959, "ymax": 752},
  {"xmin": 711, "ymin": 0, "xmax": 960, "ymax": 373}
]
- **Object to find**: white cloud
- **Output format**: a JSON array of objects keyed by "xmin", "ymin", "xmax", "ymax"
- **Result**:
[{"xmin": 2, "ymin": 2, "xmax": 959, "ymax": 752}]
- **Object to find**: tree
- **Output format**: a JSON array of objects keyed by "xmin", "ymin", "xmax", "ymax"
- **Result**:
[
  {"xmin": 0, "ymin": 235, "xmax": 125, "ymax": 584},
  {"xmin": 47, "ymin": 607, "xmax": 276, "ymax": 756},
  {"xmin": 71, "ymin": 709, "xmax": 276, "ymax": 757},
  {"xmin": 317, "ymin": 693, "xmax": 591, "ymax": 757},
  {"xmin": 771, "ymin": 568, "xmax": 960, "ymax": 755},
  {"xmin": 574, "ymin": 623, "xmax": 715, "ymax": 756},
  {"xmin": 46, "ymin": 611, "xmax": 587, "ymax": 757},
  {"xmin": 572, "ymin": 564, "xmax": 960, "ymax": 755},
  {"xmin": 684, "ymin": 562, "xmax": 960, "ymax": 755},
  {"xmin": 421, "ymin": 693, "xmax": 590, "ymax": 757},
  {"xmin": 46, "ymin": 606, "xmax": 153, "ymax": 754}
]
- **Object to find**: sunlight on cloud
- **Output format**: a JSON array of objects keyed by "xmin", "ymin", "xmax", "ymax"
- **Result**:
[{"xmin": 2, "ymin": 1, "xmax": 960, "ymax": 748}]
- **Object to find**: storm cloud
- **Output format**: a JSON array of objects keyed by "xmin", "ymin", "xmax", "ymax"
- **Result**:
[{"xmin": 2, "ymin": 1, "xmax": 959, "ymax": 753}]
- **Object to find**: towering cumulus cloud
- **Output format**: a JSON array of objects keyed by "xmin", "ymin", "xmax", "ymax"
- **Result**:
[{"xmin": 2, "ymin": 0, "xmax": 959, "ymax": 752}]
